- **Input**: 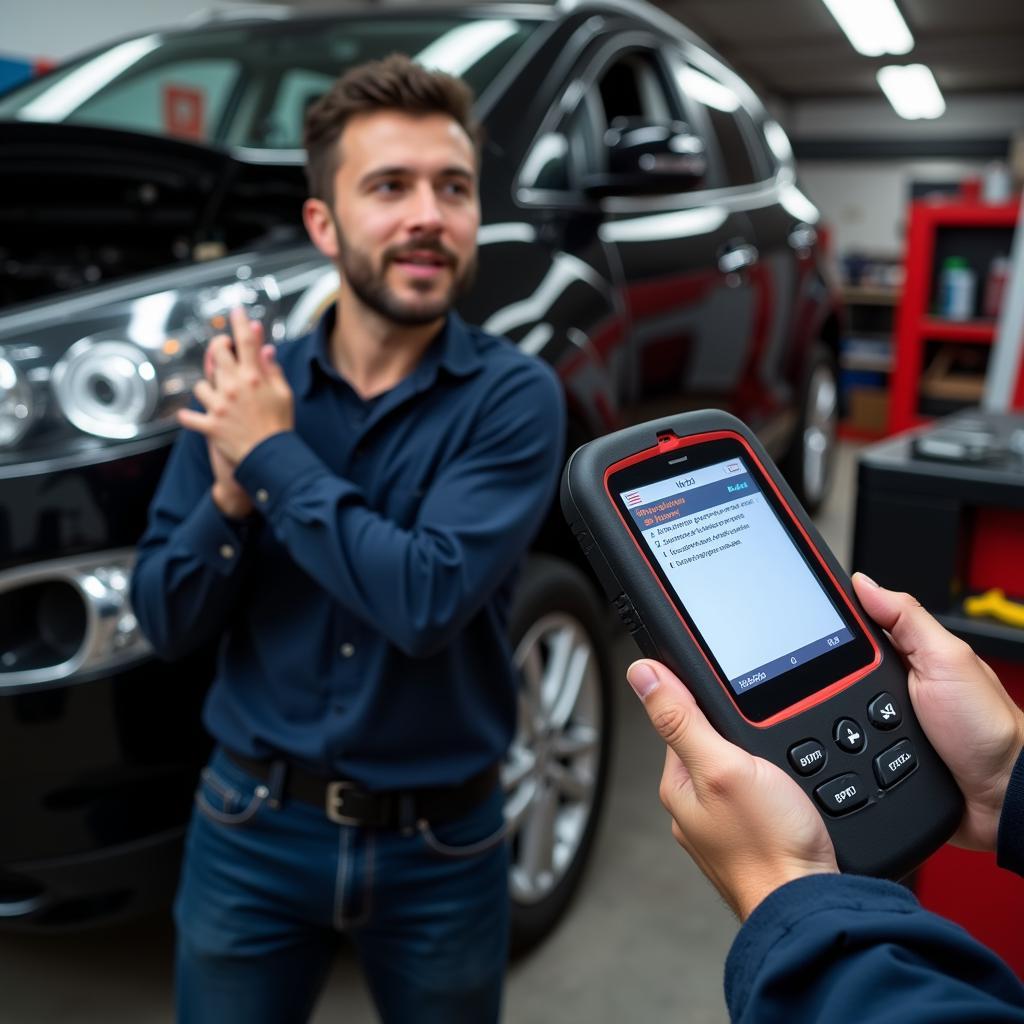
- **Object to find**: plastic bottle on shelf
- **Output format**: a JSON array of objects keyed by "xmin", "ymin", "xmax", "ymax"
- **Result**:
[
  {"xmin": 938, "ymin": 257, "xmax": 976, "ymax": 321},
  {"xmin": 982, "ymin": 255, "xmax": 1009, "ymax": 319},
  {"xmin": 982, "ymin": 162, "xmax": 1012, "ymax": 204}
]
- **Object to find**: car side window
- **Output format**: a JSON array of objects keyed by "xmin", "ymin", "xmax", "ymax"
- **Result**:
[
  {"xmin": 598, "ymin": 53, "xmax": 672, "ymax": 125},
  {"xmin": 674, "ymin": 61, "xmax": 763, "ymax": 187},
  {"xmin": 66, "ymin": 59, "xmax": 241, "ymax": 142},
  {"xmin": 253, "ymin": 68, "xmax": 335, "ymax": 148},
  {"xmin": 519, "ymin": 131, "xmax": 572, "ymax": 191}
]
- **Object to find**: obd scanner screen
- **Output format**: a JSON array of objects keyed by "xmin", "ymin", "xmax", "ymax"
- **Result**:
[{"xmin": 609, "ymin": 437, "xmax": 876, "ymax": 723}]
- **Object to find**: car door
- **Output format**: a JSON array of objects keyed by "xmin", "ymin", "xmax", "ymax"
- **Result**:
[
  {"xmin": 562, "ymin": 36, "xmax": 757, "ymax": 427},
  {"xmin": 669, "ymin": 45, "xmax": 808, "ymax": 449},
  {"xmin": 473, "ymin": 16, "xmax": 635, "ymax": 444}
]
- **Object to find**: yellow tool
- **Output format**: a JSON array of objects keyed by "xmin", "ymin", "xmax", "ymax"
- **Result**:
[{"xmin": 963, "ymin": 589, "xmax": 1024, "ymax": 629}]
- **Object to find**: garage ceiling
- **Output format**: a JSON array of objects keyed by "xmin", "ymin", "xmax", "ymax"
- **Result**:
[{"xmin": 660, "ymin": 0, "xmax": 1024, "ymax": 99}]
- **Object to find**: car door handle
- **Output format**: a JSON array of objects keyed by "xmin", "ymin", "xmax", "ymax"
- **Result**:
[
  {"xmin": 717, "ymin": 243, "xmax": 759, "ymax": 275},
  {"xmin": 788, "ymin": 224, "xmax": 818, "ymax": 252}
]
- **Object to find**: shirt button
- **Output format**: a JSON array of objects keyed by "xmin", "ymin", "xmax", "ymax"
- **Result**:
[
  {"xmin": 255, "ymin": 488, "xmax": 269, "ymax": 504},
  {"xmin": 219, "ymin": 544, "xmax": 235, "ymax": 560},
  {"xmin": 339, "ymin": 642, "xmax": 355, "ymax": 658}
]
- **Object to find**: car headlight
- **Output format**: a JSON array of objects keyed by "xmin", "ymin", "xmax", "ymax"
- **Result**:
[
  {"xmin": 0, "ymin": 258, "xmax": 296, "ymax": 459},
  {"xmin": 0, "ymin": 353, "xmax": 35, "ymax": 448},
  {"xmin": 52, "ymin": 339, "xmax": 160, "ymax": 440}
]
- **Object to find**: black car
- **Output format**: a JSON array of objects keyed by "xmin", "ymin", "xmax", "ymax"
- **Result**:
[{"xmin": 0, "ymin": 0, "xmax": 841, "ymax": 949}]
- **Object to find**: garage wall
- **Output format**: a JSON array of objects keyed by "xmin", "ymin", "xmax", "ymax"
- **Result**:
[
  {"xmin": 797, "ymin": 159, "xmax": 989, "ymax": 258},
  {"xmin": 786, "ymin": 93, "xmax": 1024, "ymax": 260}
]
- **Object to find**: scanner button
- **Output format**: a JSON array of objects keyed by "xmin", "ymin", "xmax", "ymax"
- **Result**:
[
  {"xmin": 815, "ymin": 773, "xmax": 869, "ymax": 816},
  {"xmin": 874, "ymin": 740, "xmax": 918, "ymax": 789},
  {"xmin": 572, "ymin": 527, "xmax": 595, "ymax": 556},
  {"xmin": 788, "ymin": 740, "xmax": 827, "ymax": 776},
  {"xmin": 612, "ymin": 594, "xmax": 642, "ymax": 632},
  {"xmin": 867, "ymin": 692, "xmax": 902, "ymax": 730},
  {"xmin": 834, "ymin": 718, "xmax": 866, "ymax": 753}
]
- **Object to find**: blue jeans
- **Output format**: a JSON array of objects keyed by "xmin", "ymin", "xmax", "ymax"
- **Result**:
[{"xmin": 174, "ymin": 748, "xmax": 509, "ymax": 1023}]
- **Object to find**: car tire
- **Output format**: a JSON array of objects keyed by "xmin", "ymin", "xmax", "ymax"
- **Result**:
[
  {"xmin": 782, "ymin": 344, "xmax": 839, "ymax": 516},
  {"xmin": 504, "ymin": 553, "xmax": 613, "ymax": 956}
]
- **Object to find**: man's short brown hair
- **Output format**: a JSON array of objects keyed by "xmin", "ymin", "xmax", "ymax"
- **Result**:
[{"xmin": 302, "ymin": 54, "xmax": 481, "ymax": 203}]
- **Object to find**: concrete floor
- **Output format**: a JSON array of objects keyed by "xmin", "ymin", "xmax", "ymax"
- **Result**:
[{"xmin": 0, "ymin": 444, "xmax": 862, "ymax": 1024}]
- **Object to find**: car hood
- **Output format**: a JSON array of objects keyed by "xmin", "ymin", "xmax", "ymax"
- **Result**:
[{"xmin": 0, "ymin": 121, "xmax": 307, "ymax": 310}]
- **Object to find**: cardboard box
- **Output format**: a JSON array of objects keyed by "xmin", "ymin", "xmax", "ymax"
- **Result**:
[{"xmin": 848, "ymin": 387, "xmax": 889, "ymax": 433}]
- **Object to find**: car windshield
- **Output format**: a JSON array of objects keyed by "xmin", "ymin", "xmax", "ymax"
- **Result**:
[{"xmin": 0, "ymin": 15, "xmax": 539, "ymax": 149}]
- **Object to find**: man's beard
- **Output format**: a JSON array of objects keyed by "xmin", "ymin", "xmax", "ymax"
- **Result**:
[{"xmin": 333, "ymin": 218, "xmax": 476, "ymax": 327}]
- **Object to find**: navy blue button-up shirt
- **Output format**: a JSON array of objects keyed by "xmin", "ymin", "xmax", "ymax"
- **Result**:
[{"xmin": 131, "ymin": 308, "xmax": 565, "ymax": 789}]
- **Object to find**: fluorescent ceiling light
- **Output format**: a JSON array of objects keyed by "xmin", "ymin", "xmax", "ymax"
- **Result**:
[
  {"xmin": 877, "ymin": 64, "xmax": 946, "ymax": 120},
  {"xmin": 821, "ymin": 0, "xmax": 914, "ymax": 56}
]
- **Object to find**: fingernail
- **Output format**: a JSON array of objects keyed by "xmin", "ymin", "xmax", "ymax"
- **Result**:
[
  {"xmin": 627, "ymin": 661, "xmax": 659, "ymax": 699},
  {"xmin": 856, "ymin": 572, "xmax": 879, "ymax": 587}
]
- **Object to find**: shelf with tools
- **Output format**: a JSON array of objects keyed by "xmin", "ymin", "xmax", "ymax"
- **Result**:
[
  {"xmin": 888, "ymin": 199, "xmax": 1018, "ymax": 434},
  {"xmin": 837, "ymin": 272, "xmax": 900, "ymax": 439}
]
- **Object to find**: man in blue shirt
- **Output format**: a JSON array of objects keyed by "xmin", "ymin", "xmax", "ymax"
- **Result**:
[
  {"xmin": 628, "ymin": 573, "xmax": 1024, "ymax": 1022},
  {"xmin": 131, "ymin": 56, "xmax": 564, "ymax": 1023}
]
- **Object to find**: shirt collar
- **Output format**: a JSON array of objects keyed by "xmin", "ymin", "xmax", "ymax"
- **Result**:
[{"xmin": 296, "ymin": 304, "xmax": 484, "ymax": 399}]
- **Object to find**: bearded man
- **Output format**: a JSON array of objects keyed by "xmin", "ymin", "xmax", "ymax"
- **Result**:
[{"xmin": 131, "ymin": 55, "xmax": 564, "ymax": 1024}]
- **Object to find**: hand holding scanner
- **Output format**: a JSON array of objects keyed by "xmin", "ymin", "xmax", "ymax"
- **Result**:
[{"xmin": 561, "ymin": 410, "xmax": 962, "ymax": 878}]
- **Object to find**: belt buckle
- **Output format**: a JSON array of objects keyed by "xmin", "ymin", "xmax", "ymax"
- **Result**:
[{"xmin": 325, "ymin": 780, "xmax": 363, "ymax": 826}]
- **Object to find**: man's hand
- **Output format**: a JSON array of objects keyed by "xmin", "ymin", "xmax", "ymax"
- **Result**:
[
  {"xmin": 199, "ymin": 326, "xmax": 253, "ymax": 519},
  {"xmin": 627, "ymin": 659, "xmax": 838, "ymax": 921},
  {"xmin": 178, "ymin": 307, "xmax": 294, "ymax": 465},
  {"xmin": 852, "ymin": 573, "xmax": 1024, "ymax": 852},
  {"xmin": 208, "ymin": 442, "xmax": 252, "ymax": 520}
]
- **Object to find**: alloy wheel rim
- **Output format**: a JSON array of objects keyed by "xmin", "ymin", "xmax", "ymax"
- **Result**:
[
  {"xmin": 504, "ymin": 612, "xmax": 602, "ymax": 905},
  {"xmin": 802, "ymin": 363, "xmax": 838, "ymax": 507}
]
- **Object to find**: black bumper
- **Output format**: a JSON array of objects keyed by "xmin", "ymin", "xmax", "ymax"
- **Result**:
[{"xmin": 0, "ymin": 653, "xmax": 212, "ymax": 930}]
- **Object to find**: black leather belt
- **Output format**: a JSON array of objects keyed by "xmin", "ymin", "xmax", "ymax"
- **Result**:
[{"xmin": 225, "ymin": 750, "xmax": 499, "ymax": 829}]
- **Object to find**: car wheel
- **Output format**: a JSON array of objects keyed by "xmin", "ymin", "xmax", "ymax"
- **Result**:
[
  {"xmin": 782, "ymin": 344, "xmax": 838, "ymax": 516},
  {"xmin": 504, "ymin": 553, "xmax": 613, "ymax": 955}
]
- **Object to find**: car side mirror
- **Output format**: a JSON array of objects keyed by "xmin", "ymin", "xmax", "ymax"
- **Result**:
[{"xmin": 582, "ymin": 118, "xmax": 707, "ymax": 198}]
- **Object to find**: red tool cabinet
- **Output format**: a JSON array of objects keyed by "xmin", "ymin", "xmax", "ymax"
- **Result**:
[{"xmin": 888, "ymin": 200, "xmax": 1020, "ymax": 435}]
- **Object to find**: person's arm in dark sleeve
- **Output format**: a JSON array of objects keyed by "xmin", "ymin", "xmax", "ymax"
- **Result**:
[
  {"xmin": 233, "ymin": 360, "xmax": 565, "ymax": 657},
  {"xmin": 130, "ymin": 428, "xmax": 253, "ymax": 660},
  {"xmin": 726, "ymin": 874, "xmax": 1024, "ymax": 1024},
  {"xmin": 626, "ymin": 586, "xmax": 1024, "ymax": 1024}
]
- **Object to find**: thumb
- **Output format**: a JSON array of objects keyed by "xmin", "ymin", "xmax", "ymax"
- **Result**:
[
  {"xmin": 852, "ymin": 573, "xmax": 972, "ymax": 678},
  {"xmin": 627, "ymin": 660, "xmax": 739, "ymax": 785}
]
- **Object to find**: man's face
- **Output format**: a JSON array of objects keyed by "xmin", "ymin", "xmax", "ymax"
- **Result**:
[{"xmin": 327, "ymin": 111, "xmax": 480, "ymax": 327}]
